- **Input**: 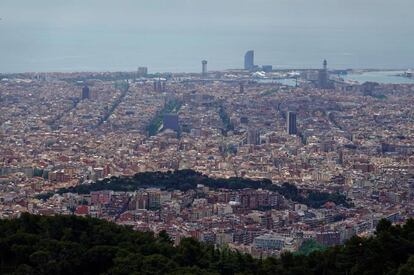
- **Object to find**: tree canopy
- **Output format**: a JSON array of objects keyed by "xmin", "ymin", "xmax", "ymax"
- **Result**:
[
  {"xmin": 39, "ymin": 169, "xmax": 351, "ymax": 208},
  {"xmin": 1, "ymin": 214, "xmax": 414, "ymax": 274}
]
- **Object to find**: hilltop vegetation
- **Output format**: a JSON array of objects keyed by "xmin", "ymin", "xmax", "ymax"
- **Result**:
[
  {"xmin": 1, "ymin": 214, "xmax": 414, "ymax": 274},
  {"xmin": 39, "ymin": 169, "xmax": 351, "ymax": 208}
]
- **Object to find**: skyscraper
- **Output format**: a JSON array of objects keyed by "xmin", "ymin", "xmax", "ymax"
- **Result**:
[
  {"xmin": 247, "ymin": 128, "xmax": 261, "ymax": 145},
  {"xmin": 318, "ymin": 59, "xmax": 329, "ymax": 89},
  {"xmin": 287, "ymin": 111, "xmax": 297, "ymax": 135},
  {"xmin": 154, "ymin": 80, "xmax": 165, "ymax": 92},
  {"xmin": 81, "ymin": 85, "xmax": 90, "ymax": 100},
  {"xmin": 244, "ymin": 50, "xmax": 254, "ymax": 71},
  {"xmin": 202, "ymin": 60, "xmax": 207, "ymax": 76}
]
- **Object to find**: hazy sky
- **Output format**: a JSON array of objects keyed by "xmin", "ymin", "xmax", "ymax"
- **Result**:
[
  {"xmin": 2, "ymin": 0, "xmax": 413, "ymax": 30},
  {"xmin": 0, "ymin": 0, "xmax": 413, "ymax": 72}
]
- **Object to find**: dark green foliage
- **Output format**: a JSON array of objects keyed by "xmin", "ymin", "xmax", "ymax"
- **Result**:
[
  {"xmin": 376, "ymin": 219, "xmax": 392, "ymax": 233},
  {"xmin": 398, "ymin": 255, "xmax": 414, "ymax": 275},
  {"xmin": 261, "ymin": 88, "xmax": 279, "ymax": 96},
  {"xmin": 296, "ymin": 239, "xmax": 326, "ymax": 256},
  {"xmin": 97, "ymin": 81, "xmax": 129, "ymax": 127},
  {"xmin": 41, "ymin": 169, "xmax": 350, "ymax": 208},
  {"xmin": 373, "ymin": 94, "xmax": 387, "ymax": 100},
  {"xmin": 218, "ymin": 105, "xmax": 234, "ymax": 132},
  {"xmin": 35, "ymin": 192, "xmax": 55, "ymax": 201},
  {"xmin": 158, "ymin": 230, "xmax": 173, "ymax": 245},
  {"xmin": 146, "ymin": 100, "xmax": 182, "ymax": 136},
  {"xmin": 33, "ymin": 168, "xmax": 44, "ymax": 178},
  {"xmin": 276, "ymin": 182, "xmax": 352, "ymax": 208},
  {"xmin": 1, "ymin": 215, "xmax": 414, "ymax": 274}
]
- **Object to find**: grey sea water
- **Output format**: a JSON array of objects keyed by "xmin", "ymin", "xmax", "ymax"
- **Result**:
[
  {"xmin": 0, "ymin": 0, "xmax": 413, "ymax": 74},
  {"xmin": 343, "ymin": 71, "xmax": 414, "ymax": 84}
]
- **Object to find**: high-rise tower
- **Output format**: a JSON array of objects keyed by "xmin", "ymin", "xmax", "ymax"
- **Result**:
[
  {"xmin": 81, "ymin": 85, "xmax": 90, "ymax": 100},
  {"xmin": 287, "ymin": 111, "xmax": 297, "ymax": 135},
  {"xmin": 202, "ymin": 60, "xmax": 207, "ymax": 76},
  {"xmin": 318, "ymin": 59, "xmax": 329, "ymax": 89},
  {"xmin": 247, "ymin": 128, "xmax": 261, "ymax": 145},
  {"xmin": 244, "ymin": 50, "xmax": 254, "ymax": 71}
]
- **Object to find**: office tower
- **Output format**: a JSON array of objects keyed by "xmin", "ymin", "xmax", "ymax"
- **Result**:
[
  {"xmin": 287, "ymin": 111, "xmax": 297, "ymax": 135},
  {"xmin": 247, "ymin": 128, "xmax": 261, "ymax": 145},
  {"xmin": 244, "ymin": 50, "xmax": 254, "ymax": 71},
  {"xmin": 81, "ymin": 85, "xmax": 90, "ymax": 100},
  {"xmin": 154, "ymin": 80, "xmax": 164, "ymax": 92},
  {"xmin": 318, "ymin": 59, "xmax": 329, "ymax": 89},
  {"xmin": 202, "ymin": 60, "xmax": 207, "ymax": 76},
  {"xmin": 163, "ymin": 113, "xmax": 179, "ymax": 132},
  {"xmin": 137, "ymin": 67, "xmax": 148, "ymax": 77}
]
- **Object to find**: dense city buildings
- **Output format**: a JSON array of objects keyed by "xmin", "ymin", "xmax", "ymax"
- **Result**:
[
  {"xmin": 0, "ymin": 68, "xmax": 414, "ymax": 257},
  {"xmin": 0, "ymin": 0, "xmax": 412, "ymax": 272}
]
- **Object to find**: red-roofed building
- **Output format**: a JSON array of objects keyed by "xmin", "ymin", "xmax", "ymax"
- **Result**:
[{"xmin": 75, "ymin": 205, "xmax": 89, "ymax": 216}]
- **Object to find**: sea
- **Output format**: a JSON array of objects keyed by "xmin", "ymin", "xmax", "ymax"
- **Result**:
[
  {"xmin": 0, "ymin": 25, "xmax": 413, "ymax": 79},
  {"xmin": 343, "ymin": 71, "xmax": 414, "ymax": 85}
]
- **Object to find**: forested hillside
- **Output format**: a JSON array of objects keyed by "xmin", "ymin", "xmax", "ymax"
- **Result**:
[
  {"xmin": 38, "ymin": 169, "xmax": 351, "ymax": 208},
  {"xmin": 1, "ymin": 214, "xmax": 414, "ymax": 274}
]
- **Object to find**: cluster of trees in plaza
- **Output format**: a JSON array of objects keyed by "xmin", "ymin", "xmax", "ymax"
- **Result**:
[
  {"xmin": 97, "ymin": 81, "xmax": 129, "ymax": 127},
  {"xmin": 1, "ymin": 213, "xmax": 414, "ymax": 274},
  {"xmin": 146, "ymin": 100, "xmax": 182, "ymax": 136},
  {"xmin": 40, "ymin": 169, "xmax": 351, "ymax": 208},
  {"xmin": 218, "ymin": 105, "xmax": 234, "ymax": 133}
]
